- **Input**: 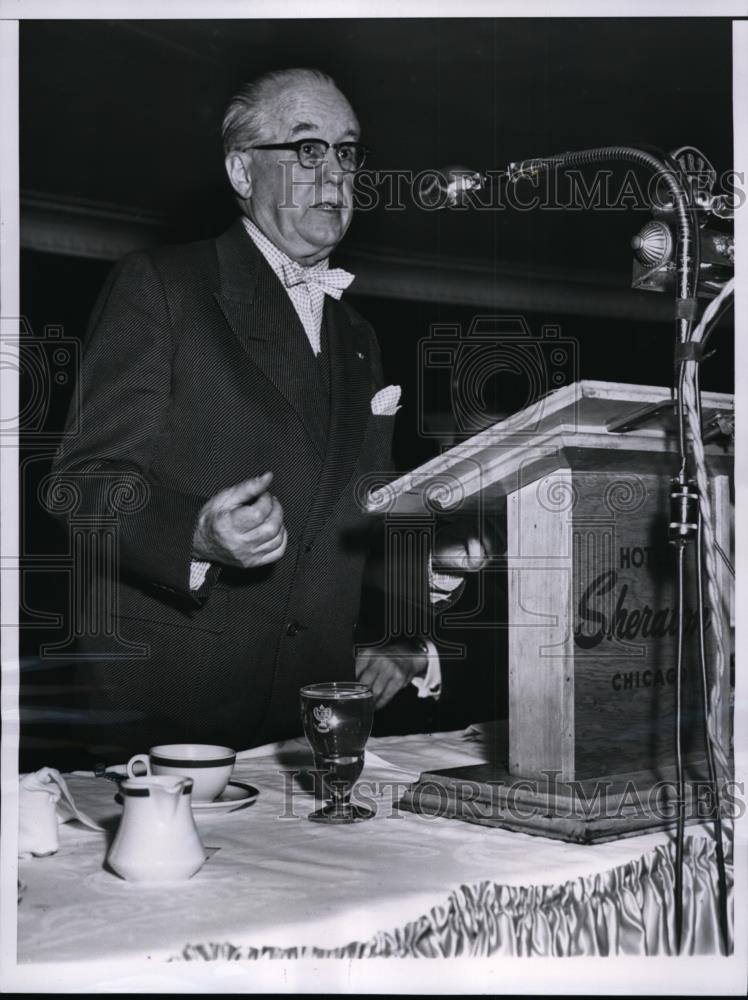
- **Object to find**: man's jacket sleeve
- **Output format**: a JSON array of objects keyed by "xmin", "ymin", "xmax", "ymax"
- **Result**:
[{"xmin": 49, "ymin": 251, "xmax": 214, "ymax": 605}]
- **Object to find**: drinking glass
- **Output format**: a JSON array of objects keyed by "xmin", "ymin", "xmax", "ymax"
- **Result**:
[{"xmin": 300, "ymin": 681, "xmax": 374, "ymax": 823}]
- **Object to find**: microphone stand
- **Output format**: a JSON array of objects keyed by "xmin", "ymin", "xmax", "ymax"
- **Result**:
[{"xmin": 490, "ymin": 147, "xmax": 728, "ymax": 954}]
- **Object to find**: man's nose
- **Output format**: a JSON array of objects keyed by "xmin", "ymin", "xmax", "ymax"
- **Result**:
[{"xmin": 317, "ymin": 148, "xmax": 345, "ymax": 185}]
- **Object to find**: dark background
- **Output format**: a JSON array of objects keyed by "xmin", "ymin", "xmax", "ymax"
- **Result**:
[
  {"xmin": 19, "ymin": 19, "xmax": 735, "ymax": 264},
  {"xmin": 18, "ymin": 18, "xmax": 736, "ymax": 757}
]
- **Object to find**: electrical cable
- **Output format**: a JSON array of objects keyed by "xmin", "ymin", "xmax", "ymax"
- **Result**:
[
  {"xmin": 669, "ymin": 156, "xmax": 699, "ymax": 950},
  {"xmin": 681, "ymin": 369, "xmax": 730, "ymax": 766},
  {"xmin": 682, "ymin": 278, "xmax": 735, "ymax": 788},
  {"xmin": 702, "ymin": 299, "xmax": 734, "ymax": 349},
  {"xmin": 697, "ymin": 501, "xmax": 731, "ymax": 953},
  {"xmin": 674, "ymin": 538, "xmax": 686, "ymax": 953},
  {"xmin": 692, "ymin": 372, "xmax": 730, "ymax": 952},
  {"xmin": 681, "ymin": 283, "xmax": 734, "ymax": 783},
  {"xmin": 715, "ymin": 541, "xmax": 735, "ymax": 579},
  {"xmin": 679, "ymin": 280, "xmax": 734, "ymax": 952},
  {"xmin": 662, "ymin": 198, "xmax": 731, "ymax": 952},
  {"xmin": 673, "ymin": 368, "xmax": 690, "ymax": 952}
]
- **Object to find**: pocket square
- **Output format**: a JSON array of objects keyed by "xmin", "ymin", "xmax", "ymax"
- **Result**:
[{"xmin": 371, "ymin": 385, "xmax": 402, "ymax": 415}]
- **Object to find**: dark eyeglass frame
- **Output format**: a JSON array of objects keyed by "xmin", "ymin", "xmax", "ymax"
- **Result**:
[{"xmin": 244, "ymin": 138, "xmax": 371, "ymax": 172}]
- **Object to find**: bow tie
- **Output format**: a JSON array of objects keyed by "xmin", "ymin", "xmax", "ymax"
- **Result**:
[{"xmin": 281, "ymin": 260, "xmax": 355, "ymax": 299}]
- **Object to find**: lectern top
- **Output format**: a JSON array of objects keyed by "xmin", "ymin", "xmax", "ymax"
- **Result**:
[{"xmin": 366, "ymin": 380, "xmax": 733, "ymax": 514}]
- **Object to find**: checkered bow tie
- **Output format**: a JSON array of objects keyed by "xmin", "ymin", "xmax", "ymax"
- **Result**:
[{"xmin": 281, "ymin": 260, "xmax": 355, "ymax": 299}]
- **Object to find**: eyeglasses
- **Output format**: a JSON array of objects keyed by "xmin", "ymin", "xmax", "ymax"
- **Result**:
[{"xmin": 244, "ymin": 139, "xmax": 371, "ymax": 173}]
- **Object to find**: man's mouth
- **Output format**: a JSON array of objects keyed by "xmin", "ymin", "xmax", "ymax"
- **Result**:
[{"xmin": 312, "ymin": 201, "xmax": 342, "ymax": 212}]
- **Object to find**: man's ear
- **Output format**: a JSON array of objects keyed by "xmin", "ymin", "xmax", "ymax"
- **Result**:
[{"xmin": 225, "ymin": 151, "xmax": 252, "ymax": 200}]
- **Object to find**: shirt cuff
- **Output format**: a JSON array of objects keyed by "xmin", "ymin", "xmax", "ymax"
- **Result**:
[
  {"xmin": 428, "ymin": 553, "xmax": 465, "ymax": 606},
  {"xmin": 190, "ymin": 559, "xmax": 211, "ymax": 591},
  {"xmin": 411, "ymin": 639, "xmax": 442, "ymax": 700}
]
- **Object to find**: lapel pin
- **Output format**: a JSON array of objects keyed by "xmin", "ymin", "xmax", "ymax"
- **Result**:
[{"xmin": 356, "ymin": 350, "xmax": 366, "ymax": 360}]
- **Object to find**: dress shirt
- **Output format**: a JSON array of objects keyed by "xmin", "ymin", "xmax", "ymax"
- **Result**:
[{"xmin": 241, "ymin": 216, "xmax": 354, "ymax": 355}]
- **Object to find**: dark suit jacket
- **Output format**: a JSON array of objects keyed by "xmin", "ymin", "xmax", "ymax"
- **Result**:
[{"xmin": 51, "ymin": 219, "xmax": 394, "ymax": 760}]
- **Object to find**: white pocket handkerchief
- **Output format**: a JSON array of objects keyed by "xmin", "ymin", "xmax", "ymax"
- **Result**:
[{"xmin": 371, "ymin": 385, "xmax": 402, "ymax": 416}]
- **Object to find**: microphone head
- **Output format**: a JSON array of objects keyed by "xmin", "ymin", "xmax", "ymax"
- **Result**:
[
  {"xmin": 631, "ymin": 220, "xmax": 674, "ymax": 267},
  {"xmin": 418, "ymin": 166, "xmax": 485, "ymax": 208}
]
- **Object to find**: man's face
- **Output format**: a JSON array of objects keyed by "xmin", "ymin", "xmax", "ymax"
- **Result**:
[{"xmin": 238, "ymin": 83, "xmax": 359, "ymax": 265}]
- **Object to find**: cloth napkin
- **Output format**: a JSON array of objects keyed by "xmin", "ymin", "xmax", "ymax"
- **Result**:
[
  {"xmin": 371, "ymin": 385, "xmax": 402, "ymax": 415},
  {"xmin": 18, "ymin": 767, "xmax": 104, "ymax": 858}
]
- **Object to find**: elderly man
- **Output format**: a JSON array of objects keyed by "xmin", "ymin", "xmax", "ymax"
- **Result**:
[{"xmin": 51, "ymin": 68, "xmax": 483, "ymax": 761}]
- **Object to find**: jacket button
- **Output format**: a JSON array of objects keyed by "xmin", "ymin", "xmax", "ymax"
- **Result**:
[{"xmin": 286, "ymin": 621, "xmax": 300, "ymax": 637}]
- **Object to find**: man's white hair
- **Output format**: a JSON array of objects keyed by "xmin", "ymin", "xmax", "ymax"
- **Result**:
[{"xmin": 222, "ymin": 67, "xmax": 341, "ymax": 154}]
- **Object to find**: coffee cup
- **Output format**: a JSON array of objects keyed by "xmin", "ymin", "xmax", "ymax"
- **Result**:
[{"xmin": 126, "ymin": 744, "xmax": 236, "ymax": 802}]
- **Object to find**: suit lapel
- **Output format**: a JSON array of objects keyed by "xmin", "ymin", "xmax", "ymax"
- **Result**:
[
  {"xmin": 302, "ymin": 296, "xmax": 372, "ymax": 542},
  {"xmin": 213, "ymin": 220, "xmax": 328, "ymax": 458},
  {"xmin": 212, "ymin": 219, "xmax": 375, "ymax": 539}
]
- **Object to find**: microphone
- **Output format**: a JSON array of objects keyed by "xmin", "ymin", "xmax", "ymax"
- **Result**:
[
  {"xmin": 505, "ymin": 156, "xmax": 566, "ymax": 183},
  {"xmin": 418, "ymin": 165, "xmax": 487, "ymax": 208}
]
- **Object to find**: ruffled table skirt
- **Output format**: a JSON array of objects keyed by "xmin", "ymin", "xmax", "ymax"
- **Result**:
[{"xmin": 174, "ymin": 835, "xmax": 731, "ymax": 960}]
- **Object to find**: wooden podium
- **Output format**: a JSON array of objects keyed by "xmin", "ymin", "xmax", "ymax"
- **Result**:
[{"xmin": 367, "ymin": 381, "xmax": 733, "ymax": 842}]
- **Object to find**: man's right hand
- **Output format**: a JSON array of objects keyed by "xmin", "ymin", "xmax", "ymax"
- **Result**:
[
  {"xmin": 355, "ymin": 639, "xmax": 429, "ymax": 709},
  {"xmin": 192, "ymin": 471, "xmax": 288, "ymax": 569}
]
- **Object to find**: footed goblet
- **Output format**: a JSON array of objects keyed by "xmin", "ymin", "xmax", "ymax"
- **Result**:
[{"xmin": 300, "ymin": 681, "xmax": 374, "ymax": 823}]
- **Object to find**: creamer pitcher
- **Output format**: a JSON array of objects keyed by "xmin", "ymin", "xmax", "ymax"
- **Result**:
[{"xmin": 107, "ymin": 775, "xmax": 205, "ymax": 882}]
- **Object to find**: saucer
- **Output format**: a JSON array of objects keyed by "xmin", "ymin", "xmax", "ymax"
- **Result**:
[
  {"xmin": 104, "ymin": 764, "xmax": 127, "ymax": 779},
  {"xmin": 193, "ymin": 781, "xmax": 259, "ymax": 815},
  {"xmin": 115, "ymin": 780, "xmax": 258, "ymax": 815}
]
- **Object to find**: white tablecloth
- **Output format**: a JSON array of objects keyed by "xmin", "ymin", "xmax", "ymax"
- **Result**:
[{"xmin": 17, "ymin": 724, "xmax": 722, "ymax": 962}]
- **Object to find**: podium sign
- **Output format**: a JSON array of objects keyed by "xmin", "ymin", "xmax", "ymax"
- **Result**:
[
  {"xmin": 369, "ymin": 382, "xmax": 733, "ymax": 841},
  {"xmin": 507, "ymin": 466, "xmax": 729, "ymax": 782}
]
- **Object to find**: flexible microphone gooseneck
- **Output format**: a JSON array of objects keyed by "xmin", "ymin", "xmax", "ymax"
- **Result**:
[{"xmin": 434, "ymin": 145, "xmax": 732, "ymax": 955}]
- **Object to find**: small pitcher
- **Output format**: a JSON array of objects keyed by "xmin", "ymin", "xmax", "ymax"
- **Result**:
[{"xmin": 107, "ymin": 775, "xmax": 205, "ymax": 882}]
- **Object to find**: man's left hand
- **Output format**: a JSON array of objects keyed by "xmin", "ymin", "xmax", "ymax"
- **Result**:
[
  {"xmin": 355, "ymin": 640, "xmax": 428, "ymax": 709},
  {"xmin": 432, "ymin": 529, "xmax": 492, "ymax": 573}
]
